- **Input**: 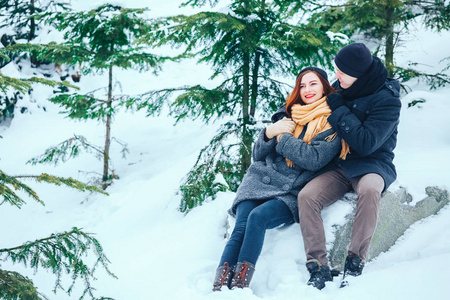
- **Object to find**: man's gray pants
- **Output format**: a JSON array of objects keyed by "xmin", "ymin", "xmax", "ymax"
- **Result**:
[{"xmin": 298, "ymin": 168, "xmax": 385, "ymax": 266}]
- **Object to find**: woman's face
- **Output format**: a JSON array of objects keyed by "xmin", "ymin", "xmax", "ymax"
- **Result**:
[{"xmin": 300, "ymin": 72, "xmax": 325, "ymax": 104}]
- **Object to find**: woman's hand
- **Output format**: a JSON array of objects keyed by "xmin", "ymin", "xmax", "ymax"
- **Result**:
[{"xmin": 265, "ymin": 117, "xmax": 296, "ymax": 140}]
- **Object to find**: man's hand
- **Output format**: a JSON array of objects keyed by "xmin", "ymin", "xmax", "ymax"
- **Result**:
[
  {"xmin": 265, "ymin": 117, "xmax": 296, "ymax": 139},
  {"xmin": 326, "ymin": 93, "xmax": 345, "ymax": 111}
]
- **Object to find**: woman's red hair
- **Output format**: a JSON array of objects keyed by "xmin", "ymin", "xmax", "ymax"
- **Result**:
[{"xmin": 285, "ymin": 70, "xmax": 336, "ymax": 117}]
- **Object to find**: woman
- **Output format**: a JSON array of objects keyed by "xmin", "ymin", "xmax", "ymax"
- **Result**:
[{"xmin": 212, "ymin": 67, "xmax": 349, "ymax": 291}]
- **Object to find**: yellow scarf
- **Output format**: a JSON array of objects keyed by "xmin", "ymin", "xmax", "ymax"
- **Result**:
[{"xmin": 285, "ymin": 96, "xmax": 350, "ymax": 167}]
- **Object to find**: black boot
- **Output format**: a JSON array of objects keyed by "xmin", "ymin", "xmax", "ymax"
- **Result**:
[
  {"xmin": 340, "ymin": 255, "xmax": 365, "ymax": 287},
  {"xmin": 306, "ymin": 259, "xmax": 333, "ymax": 290},
  {"xmin": 212, "ymin": 262, "xmax": 234, "ymax": 291},
  {"xmin": 230, "ymin": 261, "xmax": 255, "ymax": 289}
]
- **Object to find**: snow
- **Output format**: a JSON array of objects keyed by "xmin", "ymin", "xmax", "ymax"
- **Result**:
[{"xmin": 1, "ymin": 1, "xmax": 450, "ymax": 299}]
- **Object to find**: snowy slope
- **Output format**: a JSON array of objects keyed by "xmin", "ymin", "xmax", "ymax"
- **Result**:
[{"xmin": 1, "ymin": 1, "xmax": 450, "ymax": 299}]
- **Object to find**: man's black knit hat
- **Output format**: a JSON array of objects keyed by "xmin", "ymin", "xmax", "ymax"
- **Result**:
[
  {"xmin": 334, "ymin": 43, "xmax": 373, "ymax": 78},
  {"xmin": 297, "ymin": 67, "xmax": 328, "ymax": 81}
]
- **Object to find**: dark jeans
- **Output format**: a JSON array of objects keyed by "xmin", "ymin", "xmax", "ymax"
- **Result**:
[{"xmin": 219, "ymin": 199, "xmax": 294, "ymax": 267}]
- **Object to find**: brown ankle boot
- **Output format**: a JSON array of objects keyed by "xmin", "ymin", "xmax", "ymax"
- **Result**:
[
  {"xmin": 212, "ymin": 262, "xmax": 234, "ymax": 291},
  {"xmin": 230, "ymin": 261, "xmax": 255, "ymax": 289}
]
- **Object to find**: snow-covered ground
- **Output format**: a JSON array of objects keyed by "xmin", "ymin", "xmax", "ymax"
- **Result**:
[{"xmin": 1, "ymin": 1, "xmax": 450, "ymax": 299}]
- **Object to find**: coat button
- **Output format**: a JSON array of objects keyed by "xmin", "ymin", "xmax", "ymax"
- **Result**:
[
  {"xmin": 340, "ymin": 122, "xmax": 346, "ymax": 126},
  {"xmin": 262, "ymin": 176, "xmax": 271, "ymax": 184},
  {"xmin": 345, "ymin": 126, "xmax": 350, "ymax": 131},
  {"xmin": 282, "ymin": 184, "xmax": 290, "ymax": 191},
  {"xmin": 353, "ymin": 104, "xmax": 357, "ymax": 108}
]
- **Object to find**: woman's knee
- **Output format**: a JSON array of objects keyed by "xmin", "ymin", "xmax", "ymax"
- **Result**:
[
  {"xmin": 247, "ymin": 206, "xmax": 270, "ymax": 226},
  {"xmin": 246, "ymin": 200, "xmax": 285, "ymax": 227}
]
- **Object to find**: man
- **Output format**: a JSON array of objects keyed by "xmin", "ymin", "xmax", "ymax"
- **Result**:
[{"xmin": 276, "ymin": 43, "xmax": 401, "ymax": 289}]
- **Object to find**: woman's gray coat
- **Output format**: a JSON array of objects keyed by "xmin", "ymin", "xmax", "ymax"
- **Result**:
[{"xmin": 229, "ymin": 127, "xmax": 341, "ymax": 222}]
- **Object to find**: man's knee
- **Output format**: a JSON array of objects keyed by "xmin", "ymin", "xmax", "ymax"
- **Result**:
[
  {"xmin": 298, "ymin": 187, "xmax": 322, "ymax": 212},
  {"xmin": 355, "ymin": 174, "xmax": 384, "ymax": 202},
  {"xmin": 355, "ymin": 185, "xmax": 382, "ymax": 214},
  {"xmin": 359, "ymin": 185, "xmax": 381, "ymax": 198}
]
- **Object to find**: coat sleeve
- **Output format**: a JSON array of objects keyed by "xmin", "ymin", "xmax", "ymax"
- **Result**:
[
  {"xmin": 271, "ymin": 105, "xmax": 288, "ymax": 123},
  {"xmin": 252, "ymin": 129, "xmax": 277, "ymax": 162},
  {"xmin": 275, "ymin": 129, "xmax": 341, "ymax": 171},
  {"xmin": 327, "ymin": 96, "xmax": 401, "ymax": 156}
]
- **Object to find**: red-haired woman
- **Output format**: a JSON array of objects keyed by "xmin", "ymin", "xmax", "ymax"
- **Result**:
[{"xmin": 213, "ymin": 67, "xmax": 349, "ymax": 292}]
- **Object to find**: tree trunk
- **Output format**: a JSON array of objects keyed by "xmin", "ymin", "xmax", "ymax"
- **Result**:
[
  {"xmin": 385, "ymin": 0, "xmax": 395, "ymax": 78},
  {"xmin": 250, "ymin": 48, "xmax": 261, "ymax": 117},
  {"xmin": 102, "ymin": 65, "xmax": 113, "ymax": 190},
  {"xmin": 29, "ymin": 0, "xmax": 35, "ymax": 41},
  {"xmin": 240, "ymin": 52, "xmax": 252, "ymax": 179}
]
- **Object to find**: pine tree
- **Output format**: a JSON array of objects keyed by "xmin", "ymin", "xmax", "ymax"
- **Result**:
[
  {"xmin": 0, "ymin": 1, "xmax": 71, "ymax": 123},
  {"xmin": 0, "ymin": 50, "xmax": 77, "ymax": 122},
  {"xmin": 137, "ymin": 0, "xmax": 343, "ymax": 211},
  {"xmin": 0, "ymin": 156, "xmax": 115, "ymax": 299},
  {"xmin": 307, "ymin": 0, "xmax": 450, "ymax": 85},
  {"xmin": 0, "ymin": 0, "xmax": 69, "ymax": 42},
  {"xmin": 0, "ymin": 224, "xmax": 116, "ymax": 299},
  {"xmin": 0, "ymin": 0, "xmax": 70, "ymax": 71},
  {"xmin": 23, "ymin": 4, "xmax": 163, "ymax": 189},
  {"xmin": 0, "ymin": 68, "xmax": 114, "ymax": 299}
]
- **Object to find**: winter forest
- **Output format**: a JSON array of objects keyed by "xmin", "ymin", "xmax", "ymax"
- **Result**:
[{"xmin": 1, "ymin": 0, "xmax": 450, "ymax": 299}]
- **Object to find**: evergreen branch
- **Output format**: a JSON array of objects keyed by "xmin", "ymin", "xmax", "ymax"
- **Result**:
[
  {"xmin": 181, "ymin": 0, "xmax": 220, "ymax": 7},
  {"xmin": 170, "ymin": 85, "xmax": 236, "ymax": 124},
  {"xmin": 37, "ymin": 4, "xmax": 160, "ymax": 74},
  {"xmin": 395, "ymin": 65, "xmax": 450, "ymax": 89},
  {"xmin": 193, "ymin": 121, "xmax": 241, "ymax": 168},
  {"xmin": 0, "ymin": 169, "xmax": 42, "ymax": 208},
  {"xmin": 27, "ymin": 135, "xmax": 104, "ymax": 166},
  {"xmin": 440, "ymin": 56, "xmax": 450, "ymax": 72},
  {"xmin": 123, "ymin": 86, "xmax": 192, "ymax": 116},
  {"xmin": 0, "ymin": 227, "xmax": 116, "ymax": 299},
  {"xmin": 1, "ymin": 168, "xmax": 107, "ymax": 209},
  {"xmin": 179, "ymin": 121, "xmax": 243, "ymax": 212},
  {"xmin": 0, "ymin": 51, "xmax": 9, "ymax": 61},
  {"xmin": 0, "ymin": 72, "xmax": 32, "ymax": 94},
  {"xmin": 111, "ymin": 137, "xmax": 129, "ymax": 159},
  {"xmin": 29, "ymin": 77, "xmax": 78, "ymax": 90},
  {"xmin": 0, "ymin": 269, "xmax": 40, "ymax": 300},
  {"xmin": 16, "ymin": 173, "xmax": 108, "ymax": 196},
  {"xmin": 5, "ymin": 42, "xmax": 91, "ymax": 67},
  {"xmin": 131, "ymin": 77, "xmax": 240, "ymax": 123},
  {"xmin": 261, "ymin": 76, "xmax": 294, "ymax": 89},
  {"xmin": 123, "ymin": 86, "xmax": 230, "ymax": 116},
  {"xmin": 6, "ymin": 42, "xmax": 161, "ymax": 75},
  {"xmin": 0, "ymin": 71, "xmax": 78, "ymax": 95},
  {"xmin": 49, "ymin": 94, "xmax": 111, "ymax": 120},
  {"xmin": 143, "ymin": 11, "xmax": 246, "ymax": 55},
  {"xmin": 100, "ymin": 49, "xmax": 163, "ymax": 72}
]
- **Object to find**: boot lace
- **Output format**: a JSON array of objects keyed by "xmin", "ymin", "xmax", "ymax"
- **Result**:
[
  {"xmin": 234, "ymin": 262, "xmax": 249, "ymax": 287},
  {"xmin": 219, "ymin": 262, "xmax": 230, "ymax": 286}
]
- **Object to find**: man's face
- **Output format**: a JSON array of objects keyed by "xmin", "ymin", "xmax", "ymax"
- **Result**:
[{"xmin": 335, "ymin": 66, "xmax": 358, "ymax": 89}]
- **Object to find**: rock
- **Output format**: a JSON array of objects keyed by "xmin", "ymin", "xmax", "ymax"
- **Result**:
[{"xmin": 329, "ymin": 186, "xmax": 450, "ymax": 269}]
